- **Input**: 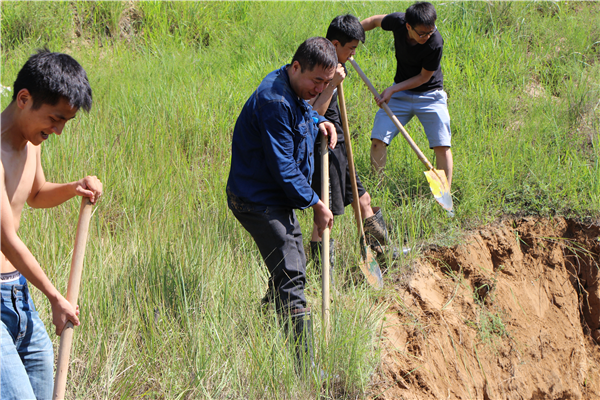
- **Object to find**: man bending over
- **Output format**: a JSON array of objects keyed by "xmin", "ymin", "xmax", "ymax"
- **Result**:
[
  {"xmin": 226, "ymin": 37, "xmax": 337, "ymax": 372},
  {"xmin": 362, "ymin": 2, "xmax": 453, "ymax": 188}
]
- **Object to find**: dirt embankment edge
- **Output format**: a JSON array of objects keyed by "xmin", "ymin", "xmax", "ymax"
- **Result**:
[{"xmin": 371, "ymin": 217, "xmax": 600, "ymax": 400}]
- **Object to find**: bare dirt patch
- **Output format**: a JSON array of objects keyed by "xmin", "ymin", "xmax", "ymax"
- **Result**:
[{"xmin": 370, "ymin": 217, "xmax": 600, "ymax": 400}]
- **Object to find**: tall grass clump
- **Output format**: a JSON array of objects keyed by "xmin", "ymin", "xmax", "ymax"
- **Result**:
[{"xmin": 1, "ymin": 1, "xmax": 599, "ymax": 398}]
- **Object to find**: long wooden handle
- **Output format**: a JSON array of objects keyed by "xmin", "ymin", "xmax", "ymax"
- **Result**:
[
  {"xmin": 348, "ymin": 57, "xmax": 435, "ymax": 171},
  {"xmin": 338, "ymin": 82, "xmax": 383, "ymax": 289},
  {"xmin": 337, "ymin": 82, "xmax": 365, "ymax": 238},
  {"xmin": 320, "ymin": 135, "xmax": 330, "ymax": 339},
  {"xmin": 53, "ymin": 197, "xmax": 93, "ymax": 400}
]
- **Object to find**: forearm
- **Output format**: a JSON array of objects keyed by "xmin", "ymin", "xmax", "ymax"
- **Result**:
[
  {"xmin": 311, "ymin": 199, "xmax": 327, "ymax": 214},
  {"xmin": 264, "ymin": 149, "xmax": 319, "ymax": 209},
  {"xmin": 28, "ymin": 181, "xmax": 77, "ymax": 208},
  {"xmin": 361, "ymin": 15, "xmax": 385, "ymax": 31},
  {"xmin": 278, "ymin": 173, "xmax": 319, "ymax": 209},
  {"xmin": 388, "ymin": 73, "xmax": 432, "ymax": 94},
  {"xmin": 1, "ymin": 237, "xmax": 60, "ymax": 302},
  {"xmin": 312, "ymin": 85, "xmax": 336, "ymax": 116},
  {"xmin": 311, "ymin": 199, "xmax": 333, "ymax": 234}
]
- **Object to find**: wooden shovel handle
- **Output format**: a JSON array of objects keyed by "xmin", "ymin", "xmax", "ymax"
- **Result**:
[
  {"xmin": 337, "ymin": 82, "xmax": 365, "ymax": 237},
  {"xmin": 348, "ymin": 57, "xmax": 435, "ymax": 171},
  {"xmin": 320, "ymin": 134, "xmax": 331, "ymax": 339},
  {"xmin": 338, "ymin": 82, "xmax": 384, "ymax": 289},
  {"xmin": 53, "ymin": 197, "xmax": 93, "ymax": 400}
]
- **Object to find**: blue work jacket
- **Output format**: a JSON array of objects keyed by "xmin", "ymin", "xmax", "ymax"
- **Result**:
[{"xmin": 227, "ymin": 65, "xmax": 327, "ymax": 210}]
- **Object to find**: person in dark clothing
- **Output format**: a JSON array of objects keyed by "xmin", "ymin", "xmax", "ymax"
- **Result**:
[
  {"xmin": 309, "ymin": 15, "xmax": 405, "ymax": 278},
  {"xmin": 362, "ymin": 2, "xmax": 453, "ymax": 188},
  {"xmin": 226, "ymin": 37, "xmax": 337, "ymax": 372}
]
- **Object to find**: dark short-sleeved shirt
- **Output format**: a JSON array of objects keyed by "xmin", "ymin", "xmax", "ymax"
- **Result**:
[
  {"xmin": 227, "ymin": 65, "xmax": 327, "ymax": 210},
  {"xmin": 381, "ymin": 12, "xmax": 444, "ymax": 92}
]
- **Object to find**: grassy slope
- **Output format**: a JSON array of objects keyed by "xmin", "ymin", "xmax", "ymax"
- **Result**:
[{"xmin": 1, "ymin": 1, "xmax": 599, "ymax": 398}]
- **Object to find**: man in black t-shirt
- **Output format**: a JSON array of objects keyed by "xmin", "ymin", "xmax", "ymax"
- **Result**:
[
  {"xmin": 309, "ymin": 15, "xmax": 403, "ymax": 278},
  {"xmin": 362, "ymin": 2, "xmax": 453, "ymax": 188}
]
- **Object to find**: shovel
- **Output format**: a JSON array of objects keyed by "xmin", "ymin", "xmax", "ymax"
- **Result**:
[
  {"xmin": 338, "ymin": 82, "xmax": 384, "ymax": 289},
  {"xmin": 348, "ymin": 57, "xmax": 454, "ymax": 215},
  {"xmin": 53, "ymin": 197, "xmax": 93, "ymax": 399},
  {"xmin": 320, "ymin": 134, "xmax": 331, "ymax": 337}
]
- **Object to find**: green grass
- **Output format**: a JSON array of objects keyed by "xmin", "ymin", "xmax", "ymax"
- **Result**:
[{"xmin": 2, "ymin": 1, "xmax": 599, "ymax": 398}]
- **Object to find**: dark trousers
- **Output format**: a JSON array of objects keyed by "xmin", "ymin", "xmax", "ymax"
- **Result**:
[{"xmin": 228, "ymin": 197, "xmax": 307, "ymax": 314}]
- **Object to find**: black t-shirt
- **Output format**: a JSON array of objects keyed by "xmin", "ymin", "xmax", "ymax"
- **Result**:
[{"xmin": 381, "ymin": 12, "xmax": 444, "ymax": 92}]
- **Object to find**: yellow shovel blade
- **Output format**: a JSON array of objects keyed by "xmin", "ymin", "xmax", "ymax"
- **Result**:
[{"xmin": 424, "ymin": 169, "xmax": 454, "ymax": 214}]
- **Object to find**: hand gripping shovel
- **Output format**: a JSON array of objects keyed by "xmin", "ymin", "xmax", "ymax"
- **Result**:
[
  {"xmin": 348, "ymin": 57, "xmax": 454, "ymax": 216},
  {"xmin": 53, "ymin": 198, "xmax": 93, "ymax": 399},
  {"xmin": 338, "ymin": 82, "xmax": 384, "ymax": 289},
  {"xmin": 320, "ymin": 134, "xmax": 331, "ymax": 338}
]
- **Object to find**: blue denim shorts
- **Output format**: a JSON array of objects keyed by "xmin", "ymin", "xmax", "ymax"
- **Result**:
[
  {"xmin": 1, "ymin": 274, "xmax": 54, "ymax": 400},
  {"xmin": 371, "ymin": 89, "xmax": 451, "ymax": 148}
]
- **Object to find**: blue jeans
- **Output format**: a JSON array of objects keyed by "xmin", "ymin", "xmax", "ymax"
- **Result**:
[{"xmin": 1, "ymin": 275, "xmax": 54, "ymax": 400}]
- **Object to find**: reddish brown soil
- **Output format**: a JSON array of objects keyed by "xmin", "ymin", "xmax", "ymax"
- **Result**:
[{"xmin": 371, "ymin": 217, "xmax": 600, "ymax": 400}]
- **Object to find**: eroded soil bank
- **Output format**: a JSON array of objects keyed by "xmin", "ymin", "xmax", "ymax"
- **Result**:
[{"xmin": 371, "ymin": 217, "xmax": 600, "ymax": 400}]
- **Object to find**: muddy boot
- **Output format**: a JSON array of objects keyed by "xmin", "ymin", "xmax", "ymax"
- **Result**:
[
  {"xmin": 363, "ymin": 208, "xmax": 408, "ymax": 261},
  {"xmin": 310, "ymin": 240, "xmax": 335, "ymax": 288}
]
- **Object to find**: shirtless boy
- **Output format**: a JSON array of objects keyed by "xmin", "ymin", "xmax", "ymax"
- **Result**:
[{"xmin": 1, "ymin": 49, "xmax": 102, "ymax": 399}]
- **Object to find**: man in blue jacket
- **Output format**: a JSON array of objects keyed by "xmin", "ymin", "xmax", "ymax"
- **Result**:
[{"xmin": 226, "ymin": 37, "xmax": 337, "ymax": 371}]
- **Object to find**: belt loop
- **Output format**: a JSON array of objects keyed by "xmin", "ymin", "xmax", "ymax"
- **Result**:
[{"xmin": 12, "ymin": 286, "xmax": 18, "ymax": 298}]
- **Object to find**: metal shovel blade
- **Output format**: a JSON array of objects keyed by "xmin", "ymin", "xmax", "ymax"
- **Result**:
[
  {"xmin": 338, "ymin": 82, "xmax": 384, "ymax": 290},
  {"xmin": 349, "ymin": 57, "xmax": 455, "ymax": 217},
  {"xmin": 359, "ymin": 239, "xmax": 384, "ymax": 289},
  {"xmin": 424, "ymin": 169, "xmax": 453, "ymax": 213}
]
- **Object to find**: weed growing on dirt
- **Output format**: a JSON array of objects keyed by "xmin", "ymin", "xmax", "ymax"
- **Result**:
[{"xmin": 1, "ymin": 1, "xmax": 599, "ymax": 398}]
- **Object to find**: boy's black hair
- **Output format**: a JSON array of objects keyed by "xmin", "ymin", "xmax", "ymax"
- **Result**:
[
  {"xmin": 326, "ymin": 14, "xmax": 365, "ymax": 46},
  {"xmin": 405, "ymin": 2, "xmax": 437, "ymax": 27},
  {"xmin": 12, "ymin": 48, "xmax": 92, "ymax": 112},
  {"xmin": 291, "ymin": 37, "xmax": 337, "ymax": 73}
]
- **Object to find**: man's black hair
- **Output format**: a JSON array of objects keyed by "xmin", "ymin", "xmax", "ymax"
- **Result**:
[
  {"xmin": 291, "ymin": 37, "xmax": 337, "ymax": 73},
  {"xmin": 405, "ymin": 2, "xmax": 437, "ymax": 27},
  {"xmin": 12, "ymin": 48, "xmax": 92, "ymax": 112},
  {"xmin": 326, "ymin": 14, "xmax": 365, "ymax": 46}
]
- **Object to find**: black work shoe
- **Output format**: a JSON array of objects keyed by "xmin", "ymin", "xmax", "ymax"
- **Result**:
[{"xmin": 283, "ymin": 309, "xmax": 336, "ymax": 381}]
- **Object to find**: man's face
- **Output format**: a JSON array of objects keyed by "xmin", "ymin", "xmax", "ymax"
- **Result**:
[
  {"xmin": 407, "ymin": 23, "xmax": 436, "ymax": 45},
  {"xmin": 288, "ymin": 61, "xmax": 335, "ymax": 100},
  {"xmin": 17, "ymin": 90, "xmax": 78, "ymax": 145},
  {"xmin": 333, "ymin": 39, "xmax": 360, "ymax": 64}
]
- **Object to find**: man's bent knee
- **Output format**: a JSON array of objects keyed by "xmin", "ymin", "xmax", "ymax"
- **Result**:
[
  {"xmin": 371, "ymin": 139, "xmax": 387, "ymax": 150},
  {"xmin": 359, "ymin": 192, "xmax": 371, "ymax": 209}
]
